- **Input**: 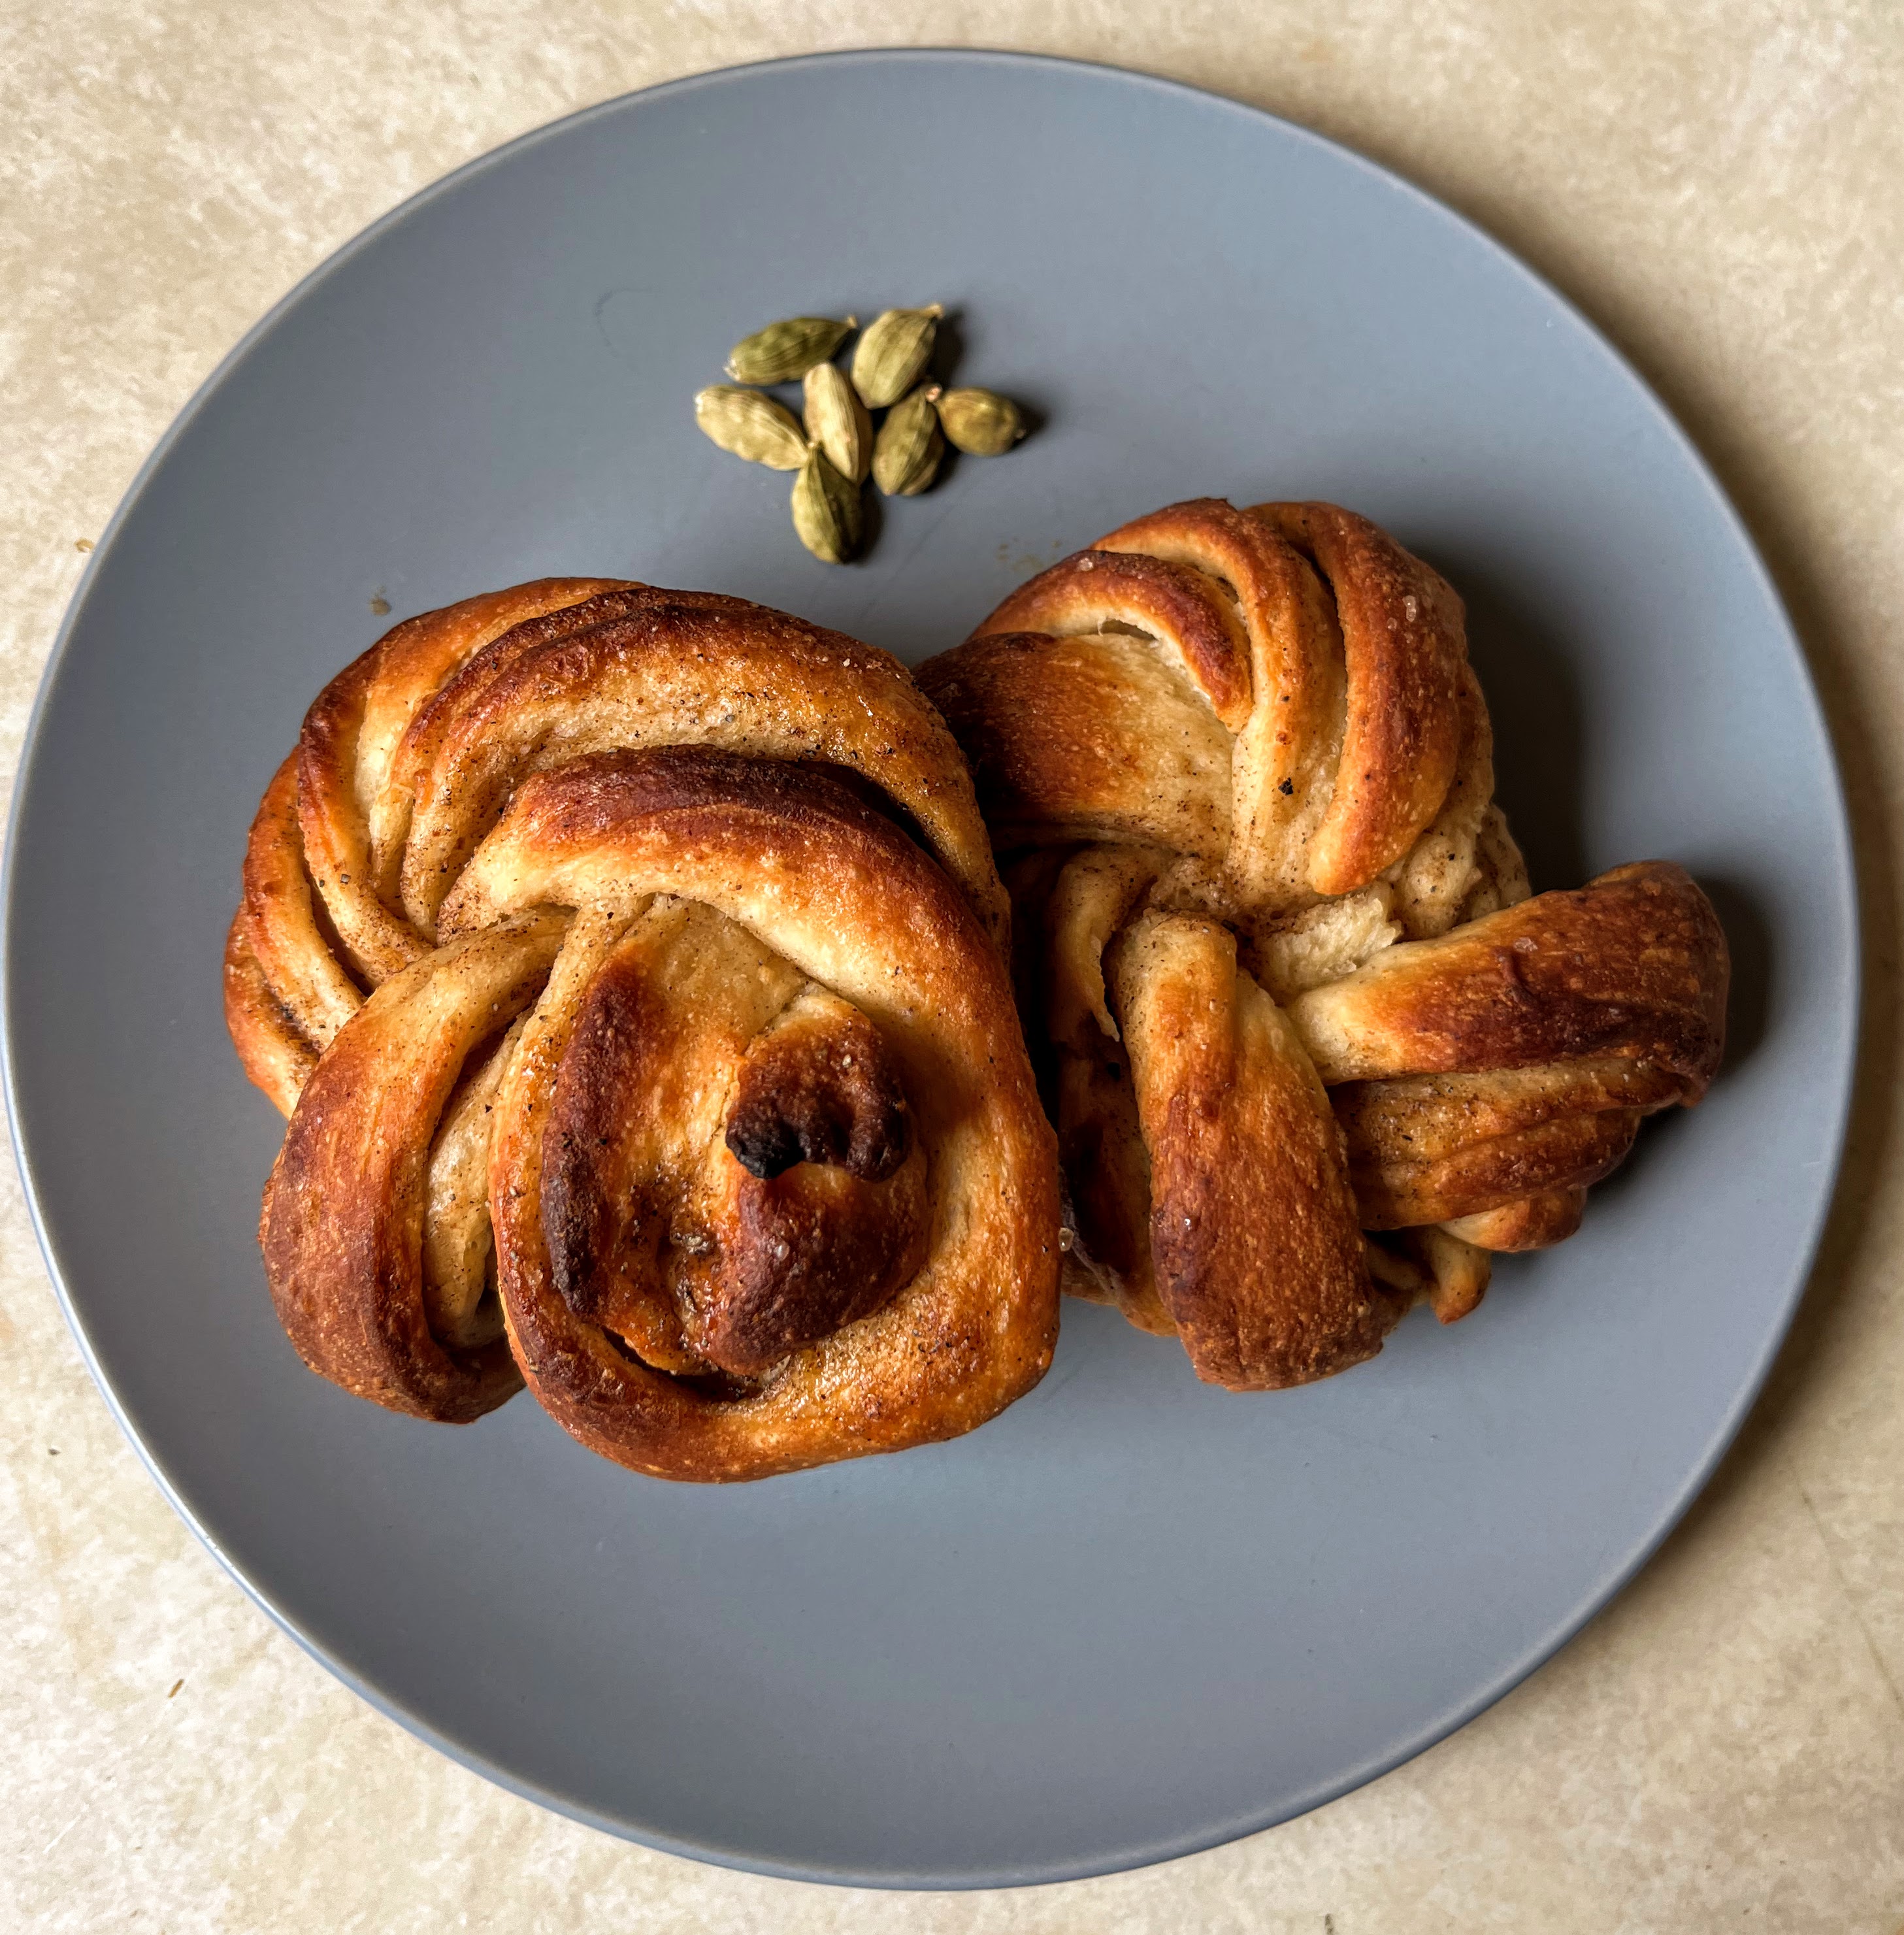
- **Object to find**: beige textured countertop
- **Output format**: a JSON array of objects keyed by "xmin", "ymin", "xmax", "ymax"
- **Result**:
[{"xmin": 4, "ymin": 3, "xmax": 1901, "ymax": 1928}]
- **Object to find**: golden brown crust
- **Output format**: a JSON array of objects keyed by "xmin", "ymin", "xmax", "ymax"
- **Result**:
[
  {"xmin": 536, "ymin": 936, "xmax": 928, "ymax": 1381},
  {"xmin": 471, "ymin": 748, "xmax": 1059, "ymax": 1480},
  {"xmin": 1285, "ymin": 862, "xmax": 1730, "ymax": 1086},
  {"xmin": 1315, "ymin": 863, "xmax": 1726, "ymax": 1232},
  {"xmin": 298, "ymin": 579, "xmax": 625, "ymax": 985},
  {"xmin": 914, "ymin": 629, "xmax": 1234, "ymax": 863},
  {"xmin": 231, "ymin": 586, "xmax": 1055, "ymax": 1468},
  {"xmin": 258, "ymin": 912, "xmax": 565, "ymax": 1421},
  {"xmin": 222, "ymin": 912, "xmax": 316, "ymax": 1117},
  {"xmin": 234, "ymin": 754, "xmax": 363, "ymax": 1076},
  {"xmin": 1111, "ymin": 912, "xmax": 1397, "ymax": 1389},
  {"xmin": 229, "ymin": 582, "xmax": 623, "ymax": 1111},
  {"xmin": 1247, "ymin": 501, "xmax": 1467, "ymax": 895},
  {"xmin": 1351, "ymin": 1108, "xmax": 1643, "ymax": 1228},
  {"xmin": 977, "ymin": 544, "xmax": 1255, "ymax": 729},
  {"xmin": 925, "ymin": 496, "xmax": 1477, "ymax": 914},
  {"xmin": 1332, "ymin": 1056, "xmax": 1684, "ymax": 1227},
  {"xmin": 395, "ymin": 586, "xmax": 1009, "ymax": 951},
  {"xmin": 919, "ymin": 495, "xmax": 1732, "ymax": 1385},
  {"xmin": 915, "ymin": 497, "xmax": 1502, "ymax": 1385}
]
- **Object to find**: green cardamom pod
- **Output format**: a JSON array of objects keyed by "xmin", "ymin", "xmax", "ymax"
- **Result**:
[
  {"xmin": 872, "ymin": 384, "xmax": 945, "ymax": 497},
  {"xmin": 851, "ymin": 305, "xmax": 945, "ymax": 409},
  {"xmin": 693, "ymin": 385, "xmax": 810, "ymax": 470},
  {"xmin": 936, "ymin": 387, "xmax": 1027, "ymax": 456},
  {"xmin": 802, "ymin": 362, "xmax": 873, "ymax": 485},
  {"xmin": 723, "ymin": 315, "xmax": 857, "ymax": 386},
  {"xmin": 791, "ymin": 450, "xmax": 864, "ymax": 563}
]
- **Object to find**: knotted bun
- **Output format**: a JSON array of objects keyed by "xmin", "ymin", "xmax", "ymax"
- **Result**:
[
  {"xmin": 919, "ymin": 499, "xmax": 1728, "ymax": 1389},
  {"xmin": 228, "ymin": 583, "xmax": 1059, "ymax": 1477}
]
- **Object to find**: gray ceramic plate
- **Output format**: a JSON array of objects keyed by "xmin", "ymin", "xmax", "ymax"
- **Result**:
[{"xmin": 4, "ymin": 50, "xmax": 1854, "ymax": 1889}]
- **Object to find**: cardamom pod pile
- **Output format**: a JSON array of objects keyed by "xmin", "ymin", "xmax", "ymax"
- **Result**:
[{"xmin": 693, "ymin": 306, "xmax": 1031, "ymax": 563}]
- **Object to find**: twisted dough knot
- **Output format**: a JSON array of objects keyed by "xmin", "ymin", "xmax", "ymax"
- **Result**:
[
  {"xmin": 227, "ymin": 582, "xmax": 1058, "ymax": 1479},
  {"xmin": 918, "ymin": 499, "xmax": 1728, "ymax": 1391}
]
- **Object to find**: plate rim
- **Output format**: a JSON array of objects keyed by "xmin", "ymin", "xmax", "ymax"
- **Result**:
[{"xmin": 1, "ymin": 45, "xmax": 1862, "ymax": 1890}]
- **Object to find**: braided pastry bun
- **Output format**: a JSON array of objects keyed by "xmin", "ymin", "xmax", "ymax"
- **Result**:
[
  {"xmin": 917, "ymin": 499, "xmax": 1728, "ymax": 1391},
  {"xmin": 226, "ymin": 581, "xmax": 1060, "ymax": 1480}
]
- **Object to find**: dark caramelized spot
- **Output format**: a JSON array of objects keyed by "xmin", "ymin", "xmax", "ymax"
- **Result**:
[
  {"xmin": 725, "ymin": 992, "xmax": 911, "ymax": 1182},
  {"xmin": 690, "ymin": 1157, "xmax": 928, "ymax": 1377},
  {"xmin": 540, "ymin": 918, "xmax": 929, "ymax": 1382}
]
